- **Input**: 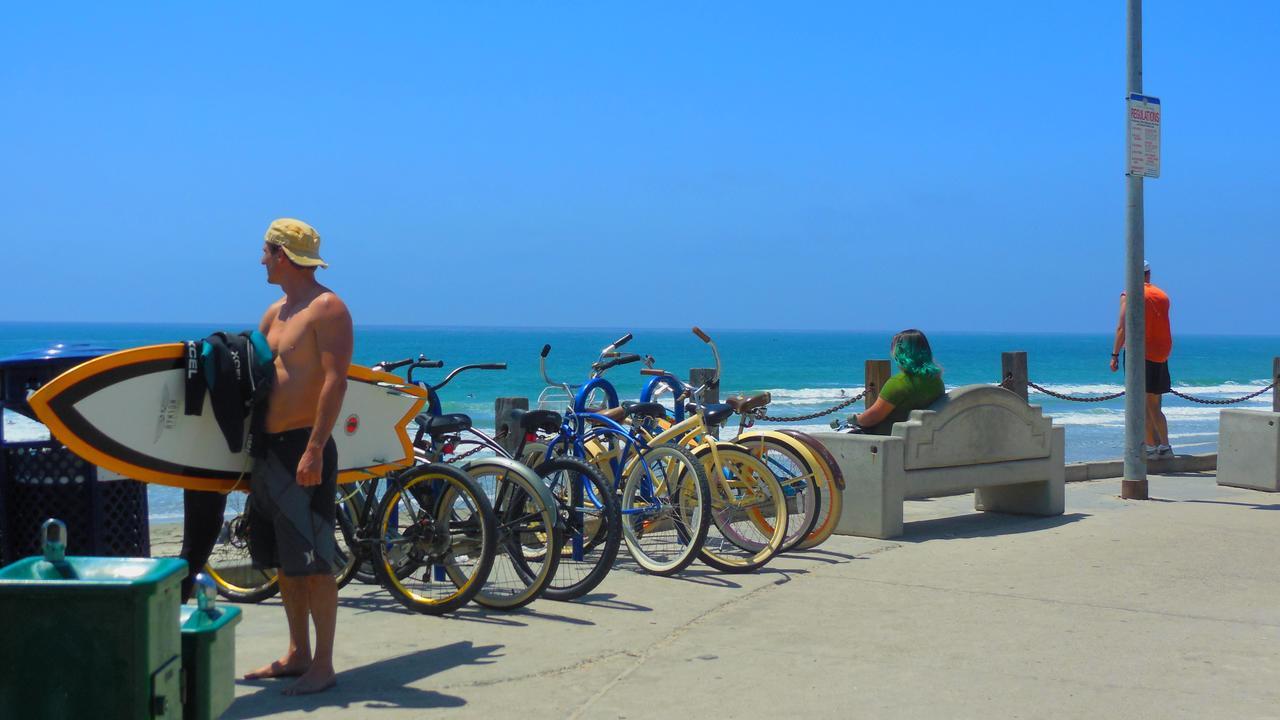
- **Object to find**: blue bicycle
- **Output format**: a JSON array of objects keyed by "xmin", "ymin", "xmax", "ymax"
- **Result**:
[{"xmin": 533, "ymin": 334, "xmax": 711, "ymax": 576}]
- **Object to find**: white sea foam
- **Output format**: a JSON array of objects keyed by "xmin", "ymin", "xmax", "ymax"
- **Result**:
[
  {"xmin": 2, "ymin": 411, "xmax": 49, "ymax": 442},
  {"xmin": 1167, "ymin": 431, "xmax": 1218, "ymax": 440},
  {"xmin": 754, "ymin": 388, "xmax": 862, "ymax": 406}
]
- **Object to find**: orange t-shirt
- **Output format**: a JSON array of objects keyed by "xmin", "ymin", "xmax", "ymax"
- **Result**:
[{"xmin": 1122, "ymin": 283, "xmax": 1172, "ymax": 362}]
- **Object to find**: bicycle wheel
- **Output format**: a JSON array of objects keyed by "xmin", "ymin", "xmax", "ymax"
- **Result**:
[
  {"xmin": 205, "ymin": 492, "xmax": 279, "ymax": 603},
  {"xmin": 333, "ymin": 486, "xmax": 362, "ymax": 589},
  {"xmin": 693, "ymin": 443, "xmax": 789, "ymax": 573},
  {"xmin": 461, "ymin": 458, "xmax": 562, "ymax": 611},
  {"xmin": 778, "ymin": 429, "xmax": 845, "ymax": 550},
  {"xmin": 534, "ymin": 456, "xmax": 621, "ymax": 601},
  {"xmin": 619, "ymin": 442, "xmax": 710, "ymax": 575},
  {"xmin": 338, "ymin": 480, "xmax": 380, "ymax": 585},
  {"xmin": 735, "ymin": 431, "xmax": 823, "ymax": 553},
  {"xmin": 374, "ymin": 463, "xmax": 497, "ymax": 615}
]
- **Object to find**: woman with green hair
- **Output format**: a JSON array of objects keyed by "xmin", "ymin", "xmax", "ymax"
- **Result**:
[{"xmin": 847, "ymin": 329, "xmax": 945, "ymax": 435}]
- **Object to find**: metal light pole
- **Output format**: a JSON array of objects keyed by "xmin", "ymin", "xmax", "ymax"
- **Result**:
[{"xmin": 1121, "ymin": 0, "xmax": 1148, "ymax": 500}]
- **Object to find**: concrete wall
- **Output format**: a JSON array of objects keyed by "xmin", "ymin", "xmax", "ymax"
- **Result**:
[{"xmin": 1064, "ymin": 453, "xmax": 1217, "ymax": 482}]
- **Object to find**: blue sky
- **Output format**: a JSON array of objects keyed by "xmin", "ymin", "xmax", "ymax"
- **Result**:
[{"xmin": 1, "ymin": 2, "xmax": 1276, "ymax": 334}]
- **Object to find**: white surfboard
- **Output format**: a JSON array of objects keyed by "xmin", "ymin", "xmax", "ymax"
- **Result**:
[{"xmin": 28, "ymin": 343, "xmax": 427, "ymax": 491}]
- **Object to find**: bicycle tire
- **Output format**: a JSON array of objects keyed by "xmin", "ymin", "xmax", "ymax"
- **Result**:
[
  {"xmin": 619, "ymin": 442, "xmax": 711, "ymax": 575},
  {"xmin": 205, "ymin": 493, "xmax": 279, "ymax": 603},
  {"xmin": 374, "ymin": 463, "xmax": 497, "ymax": 615},
  {"xmin": 461, "ymin": 458, "xmax": 563, "ymax": 611},
  {"xmin": 333, "ymin": 488, "xmax": 362, "ymax": 589},
  {"xmin": 207, "ymin": 487, "xmax": 363, "ymax": 601},
  {"xmin": 778, "ymin": 429, "xmax": 845, "ymax": 550},
  {"xmin": 692, "ymin": 443, "xmax": 789, "ymax": 573},
  {"xmin": 735, "ymin": 430, "xmax": 824, "ymax": 553},
  {"xmin": 533, "ymin": 456, "xmax": 621, "ymax": 601}
]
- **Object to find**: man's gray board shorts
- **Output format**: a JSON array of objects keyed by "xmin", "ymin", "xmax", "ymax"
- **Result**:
[{"xmin": 249, "ymin": 428, "xmax": 338, "ymax": 577}]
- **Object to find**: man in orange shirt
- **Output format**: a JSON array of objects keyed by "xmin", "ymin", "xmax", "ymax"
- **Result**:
[{"xmin": 1110, "ymin": 260, "xmax": 1173, "ymax": 457}]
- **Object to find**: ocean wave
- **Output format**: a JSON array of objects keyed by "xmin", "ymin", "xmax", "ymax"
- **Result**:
[{"xmin": 1039, "ymin": 404, "xmax": 1247, "ymax": 427}]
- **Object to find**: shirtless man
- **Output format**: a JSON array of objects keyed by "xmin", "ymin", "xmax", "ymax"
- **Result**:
[{"xmin": 243, "ymin": 218, "xmax": 353, "ymax": 695}]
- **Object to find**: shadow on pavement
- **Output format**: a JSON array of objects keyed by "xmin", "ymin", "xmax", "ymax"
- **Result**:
[
  {"xmin": 509, "ymin": 606, "xmax": 596, "ymax": 626},
  {"xmin": 225, "ymin": 641, "xmax": 502, "ymax": 717},
  {"xmin": 789, "ymin": 548, "xmax": 857, "ymax": 563},
  {"xmin": 899, "ymin": 512, "xmax": 1090, "ymax": 542},
  {"xmin": 338, "ymin": 591, "xmax": 417, "ymax": 616},
  {"xmin": 574, "ymin": 592, "xmax": 653, "ymax": 612},
  {"xmin": 666, "ymin": 569, "xmax": 743, "ymax": 589},
  {"xmin": 1182, "ymin": 499, "xmax": 1280, "ymax": 511},
  {"xmin": 756, "ymin": 567, "xmax": 811, "ymax": 586}
]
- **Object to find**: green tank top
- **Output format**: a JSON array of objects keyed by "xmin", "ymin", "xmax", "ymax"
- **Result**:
[{"xmin": 868, "ymin": 371, "xmax": 945, "ymax": 434}]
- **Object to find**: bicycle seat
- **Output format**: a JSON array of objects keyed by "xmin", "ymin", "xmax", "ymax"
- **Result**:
[
  {"xmin": 726, "ymin": 392, "xmax": 771, "ymax": 414},
  {"xmin": 509, "ymin": 408, "xmax": 562, "ymax": 433},
  {"xmin": 622, "ymin": 401, "xmax": 667, "ymax": 420},
  {"xmin": 416, "ymin": 413, "xmax": 472, "ymax": 436},
  {"xmin": 593, "ymin": 406, "xmax": 628, "ymax": 422},
  {"xmin": 685, "ymin": 403, "xmax": 734, "ymax": 426}
]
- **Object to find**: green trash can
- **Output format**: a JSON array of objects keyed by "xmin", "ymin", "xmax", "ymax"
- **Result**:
[
  {"xmin": 178, "ymin": 577, "xmax": 242, "ymax": 720},
  {"xmin": 0, "ymin": 520, "xmax": 186, "ymax": 719}
]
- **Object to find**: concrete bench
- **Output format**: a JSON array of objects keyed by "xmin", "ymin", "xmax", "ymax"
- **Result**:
[
  {"xmin": 1217, "ymin": 409, "xmax": 1280, "ymax": 492},
  {"xmin": 813, "ymin": 384, "xmax": 1065, "ymax": 539}
]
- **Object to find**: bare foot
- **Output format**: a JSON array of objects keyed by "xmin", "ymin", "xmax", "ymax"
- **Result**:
[
  {"xmin": 283, "ymin": 667, "xmax": 337, "ymax": 696},
  {"xmin": 243, "ymin": 658, "xmax": 310, "ymax": 680}
]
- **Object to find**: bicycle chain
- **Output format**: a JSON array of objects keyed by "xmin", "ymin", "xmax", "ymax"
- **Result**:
[
  {"xmin": 758, "ymin": 392, "xmax": 866, "ymax": 422},
  {"xmin": 443, "ymin": 428, "xmax": 509, "ymax": 463}
]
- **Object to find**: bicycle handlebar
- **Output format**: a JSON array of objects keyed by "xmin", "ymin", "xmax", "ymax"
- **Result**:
[
  {"xmin": 430, "ymin": 362, "xmax": 507, "ymax": 392},
  {"xmin": 640, "ymin": 368, "xmax": 667, "ymax": 377},
  {"xmin": 373, "ymin": 353, "xmax": 445, "ymax": 371},
  {"xmin": 376, "ymin": 358, "xmax": 415, "ymax": 372},
  {"xmin": 593, "ymin": 353, "xmax": 641, "ymax": 374},
  {"xmin": 691, "ymin": 326, "xmax": 710, "ymax": 343}
]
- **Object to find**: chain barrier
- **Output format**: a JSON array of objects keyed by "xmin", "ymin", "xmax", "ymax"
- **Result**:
[
  {"xmin": 1025, "ymin": 380, "xmax": 1126, "ymax": 403},
  {"xmin": 1023, "ymin": 379, "xmax": 1275, "ymax": 405},
  {"xmin": 1170, "ymin": 382, "xmax": 1276, "ymax": 405},
  {"xmin": 758, "ymin": 392, "xmax": 866, "ymax": 422}
]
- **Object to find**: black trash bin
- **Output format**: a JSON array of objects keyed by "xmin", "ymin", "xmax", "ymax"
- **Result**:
[{"xmin": 0, "ymin": 344, "xmax": 151, "ymax": 564}]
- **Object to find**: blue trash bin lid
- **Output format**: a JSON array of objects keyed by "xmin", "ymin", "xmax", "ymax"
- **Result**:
[{"xmin": 0, "ymin": 343, "xmax": 116, "ymax": 368}]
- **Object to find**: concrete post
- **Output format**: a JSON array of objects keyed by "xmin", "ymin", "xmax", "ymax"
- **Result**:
[
  {"xmin": 1002, "ymin": 351, "xmax": 1029, "ymax": 402},
  {"xmin": 1273, "ymin": 358, "xmax": 1280, "ymax": 413},
  {"xmin": 494, "ymin": 397, "xmax": 528, "ymax": 457},
  {"xmin": 690, "ymin": 368, "xmax": 719, "ymax": 438},
  {"xmin": 865, "ymin": 360, "xmax": 891, "ymax": 408}
]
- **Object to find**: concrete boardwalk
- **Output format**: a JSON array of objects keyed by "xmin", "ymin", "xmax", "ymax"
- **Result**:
[{"xmin": 224, "ymin": 471, "xmax": 1280, "ymax": 719}]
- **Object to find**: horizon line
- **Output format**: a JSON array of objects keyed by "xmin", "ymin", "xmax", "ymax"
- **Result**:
[{"xmin": 0, "ymin": 319, "xmax": 1278, "ymax": 340}]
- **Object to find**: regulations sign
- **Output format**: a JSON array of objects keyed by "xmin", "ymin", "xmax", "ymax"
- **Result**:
[{"xmin": 1127, "ymin": 93, "xmax": 1161, "ymax": 178}]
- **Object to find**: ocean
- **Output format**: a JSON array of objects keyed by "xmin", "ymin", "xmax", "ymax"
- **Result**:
[{"xmin": 2, "ymin": 323, "xmax": 1275, "ymax": 522}]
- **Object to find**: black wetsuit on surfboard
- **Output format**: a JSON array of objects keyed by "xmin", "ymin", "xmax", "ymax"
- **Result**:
[{"xmin": 177, "ymin": 330, "xmax": 274, "ymax": 601}]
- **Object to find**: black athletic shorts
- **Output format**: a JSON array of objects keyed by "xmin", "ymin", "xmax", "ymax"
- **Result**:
[
  {"xmin": 248, "ymin": 429, "xmax": 338, "ymax": 577},
  {"xmin": 1146, "ymin": 360, "xmax": 1172, "ymax": 395}
]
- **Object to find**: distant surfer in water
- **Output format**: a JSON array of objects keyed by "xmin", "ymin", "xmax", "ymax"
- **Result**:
[{"xmin": 242, "ymin": 218, "xmax": 353, "ymax": 696}]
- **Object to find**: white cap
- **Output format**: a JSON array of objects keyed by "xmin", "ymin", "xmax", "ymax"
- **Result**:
[{"xmin": 1143, "ymin": 260, "xmax": 1150, "ymax": 272}]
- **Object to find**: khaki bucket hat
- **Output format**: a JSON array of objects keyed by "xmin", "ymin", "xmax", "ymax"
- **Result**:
[{"xmin": 264, "ymin": 218, "xmax": 328, "ymax": 268}]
